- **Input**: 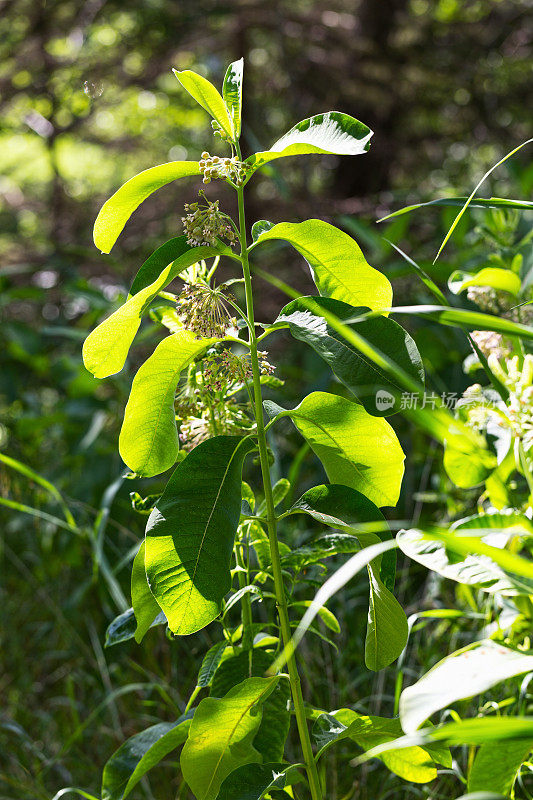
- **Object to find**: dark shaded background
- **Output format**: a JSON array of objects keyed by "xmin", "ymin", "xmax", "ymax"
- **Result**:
[{"xmin": 1, "ymin": 1, "xmax": 532, "ymax": 798}]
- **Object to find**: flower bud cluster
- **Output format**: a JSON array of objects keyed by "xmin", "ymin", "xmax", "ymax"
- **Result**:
[
  {"xmin": 488, "ymin": 353, "xmax": 533, "ymax": 452},
  {"xmin": 177, "ymin": 283, "xmax": 237, "ymax": 339},
  {"xmin": 182, "ymin": 193, "xmax": 237, "ymax": 248},
  {"xmin": 211, "ymin": 120, "xmax": 231, "ymax": 142},
  {"xmin": 202, "ymin": 349, "xmax": 275, "ymax": 393},
  {"xmin": 470, "ymin": 330, "xmax": 511, "ymax": 360},
  {"xmin": 199, "ymin": 151, "xmax": 249, "ymax": 186}
]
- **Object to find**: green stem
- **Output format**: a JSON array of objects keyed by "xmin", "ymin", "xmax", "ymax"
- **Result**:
[
  {"xmin": 235, "ymin": 532, "xmax": 254, "ymax": 652},
  {"xmin": 235, "ymin": 182, "xmax": 323, "ymax": 800}
]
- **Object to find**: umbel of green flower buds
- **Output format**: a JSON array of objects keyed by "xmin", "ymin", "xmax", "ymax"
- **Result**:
[
  {"xmin": 176, "ymin": 283, "xmax": 237, "ymax": 339},
  {"xmin": 199, "ymin": 152, "xmax": 249, "ymax": 187},
  {"xmin": 181, "ymin": 192, "xmax": 237, "ymax": 248}
]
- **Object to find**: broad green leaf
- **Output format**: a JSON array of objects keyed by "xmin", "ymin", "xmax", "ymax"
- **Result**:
[
  {"xmin": 448, "ymin": 267, "xmax": 521, "ymax": 297},
  {"xmin": 101, "ymin": 718, "xmax": 191, "ymax": 800},
  {"xmin": 365, "ymin": 569, "xmax": 408, "ymax": 671},
  {"xmin": 84, "ymin": 241, "xmax": 221, "ymax": 379},
  {"xmin": 397, "ymin": 528, "xmax": 533, "ymax": 595},
  {"xmin": 443, "ymin": 442, "xmax": 496, "ymax": 488},
  {"xmin": 180, "ymin": 676, "xmax": 279, "ymax": 800},
  {"xmin": 287, "ymin": 483, "xmax": 395, "ymax": 589},
  {"xmin": 216, "ymin": 763, "xmax": 298, "ymax": 800},
  {"xmin": 119, "ymin": 331, "xmax": 215, "ymax": 477},
  {"xmin": 275, "ymin": 296, "xmax": 424, "ymax": 416},
  {"xmin": 378, "ymin": 196, "xmax": 533, "ymax": 223},
  {"xmin": 173, "ymin": 69, "xmax": 234, "ymax": 138},
  {"xmin": 400, "ymin": 640, "xmax": 533, "ymax": 734},
  {"xmin": 94, "ymin": 161, "xmax": 200, "ymax": 253},
  {"xmin": 129, "ymin": 235, "xmax": 226, "ymax": 297},
  {"xmin": 391, "ymin": 304, "xmax": 533, "ymax": 340},
  {"xmin": 245, "ymin": 112, "xmax": 372, "ymax": 173},
  {"xmin": 145, "ymin": 436, "xmax": 255, "ymax": 635},
  {"xmin": 312, "ymin": 710, "xmax": 448, "ymax": 783},
  {"xmin": 197, "ymin": 640, "xmax": 230, "ymax": 688},
  {"xmin": 252, "ymin": 220, "xmax": 392, "ymax": 312},
  {"xmin": 265, "ymin": 392, "xmax": 405, "ymax": 507},
  {"xmin": 468, "ymin": 739, "xmax": 533, "ymax": 796},
  {"xmin": 104, "ymin": 607, "xmax": 165, "ymax": 647},
  {"xmin": 210, "ymin": 648, "xmax": 290, "ymax": 762},
  {"xmin": 131, "ymin": 542, "xmax": 162, "ymax": 643},
  {"xmin": 222, "ymin": 58, "xmax": 244, "ymax": 139}
]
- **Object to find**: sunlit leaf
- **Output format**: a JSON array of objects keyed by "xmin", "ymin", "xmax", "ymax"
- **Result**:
[
  {"xmin": 119, "ymin": 331, "xmax": 215, "ymax": 476},
  {"xmin": 313, "ymin": 710, "xmax": 449, "ymax": 783},
  {"xmin": 252, "ymin": 219, "xmax": 392, "ymax": 313},
  {"xmin": 180, "ymin": 676, "xmax": 279, "ymax": 800},
  {"xmin": 400, "ymin": 640, "xmax": 533, "ymax": 734},
  {"xmin": 173, "ymin": 69, "xmax": 234, "ymax": 138},
  {"xmin": 83, "ymin": 242, "xmax": 220, "ymax": 379},
  {"xmin": 94, "ymin": 162, "xmax": 200, "ymax": 253},
  {"xmin": 246, "ymin": 112, "xmax": 372, "ymax": 173},
  {"xmin": 210, "ymin": 648, "xmax": 290, "ymax": 762},
  {"xmin": 223, "ymin": 58, "xmax": 244, "ymax": 139},
  {"xmin": 448, "ymin": 267, "xmax": 521, "ymax": 297},
  {"xmin": 265, "ymin": 392, "xmax": 405, "ymax": 507},
  {"xmin": 128, "ymin": 235, "xmax": 227, "ymax": 297},
  {"xmin": 131, "ymin": 542, "xmax": 162, "ymax": 643}
]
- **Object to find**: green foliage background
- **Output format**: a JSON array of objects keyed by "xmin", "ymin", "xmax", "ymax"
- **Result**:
[{"xmin": 1, "ymin": 1, "xmax": 532, "ymax": 798}]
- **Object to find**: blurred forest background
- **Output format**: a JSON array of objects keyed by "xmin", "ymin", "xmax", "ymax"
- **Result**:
[{"xmin": 1, "ymin": 1, "xmax": 532, "ymax": 798}]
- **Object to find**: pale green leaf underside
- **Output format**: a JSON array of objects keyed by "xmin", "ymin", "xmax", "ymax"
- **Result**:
[
  {"xmin": 144, "ymin": 436, "xmax": 255, "ymax": 634},
  {"xmin": 254, "ymin": 219, "xmax": 392, "ymax": 313},
  {"xmin": 397, "ymin": 528, "xmax": 533, "ymax": 596},
  {"xmin": 119, "ymin": 331, "xmax": 215, "ymax": 477},
  {"xmin": 275, "ymin": 295, "xmax": 424, "ymax": 415},
  {"xmin": 365, "ymin": 569, "xmax": 408, "ymax": 671},
  {"xmin": 83, "ymin": 242, "xmax": 220, "ymax": 379},
  {"xmin": 101, "ymin": 718, "xmax": 190, "ymax": 800},
  {"xmin": 400, "ymin": 640, "xmax": 533, "ymax": 734},
  {"xmin": 93, "ymin": 161, "xmax": 200, "ymax": 253},
  {"xmin": 246, "ymin": 111, "xmax": 372, "ymax": 172},
  {"xmin": 180, "ymin": 676, "xmax": 279, "ymax": 800},
  {"xmin": 267, "ymin": 392, "xmax": 405, "ymax": 507},
  {"xmin": 174, "ymin": 69, "xmax": 234, "ymax": 138},
  {"xmin": 131, "ymin": 542, "xmax": 162, "ymax": 643},
  {"xmin": 223, "ymin": 58, "xmax": 243, "ymax": 139}
]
